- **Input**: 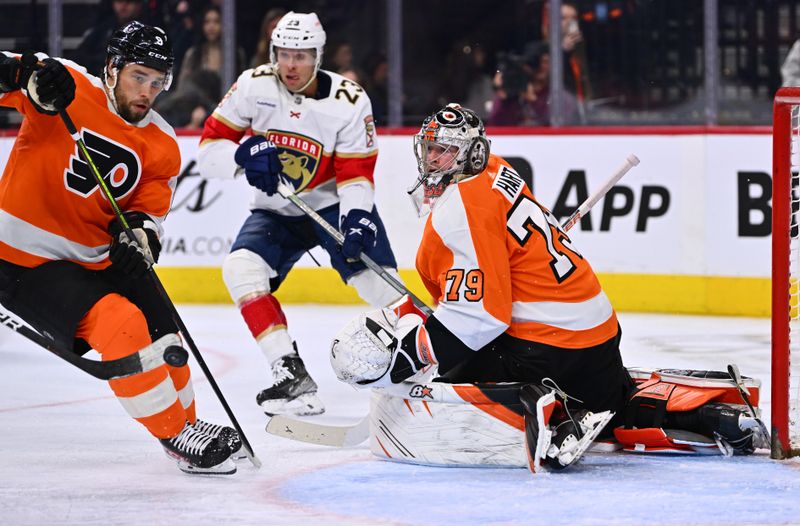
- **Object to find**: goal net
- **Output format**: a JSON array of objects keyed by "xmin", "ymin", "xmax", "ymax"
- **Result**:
[{"xmin": 772, "ymin": 87, "xmax": 800, "ymax": 459}]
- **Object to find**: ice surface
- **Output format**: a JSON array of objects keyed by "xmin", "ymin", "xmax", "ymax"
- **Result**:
[{"xmin": 1, "ymin": 306, "xmax": 798, "ymax": 526}]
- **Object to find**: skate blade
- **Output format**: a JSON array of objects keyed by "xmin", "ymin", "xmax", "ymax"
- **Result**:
[
  {"xmin": 558, "ymin": 410, "xmax": 615, "ymax": 468},
  {"xmin": 230, "ymin": 452, "xmax": 249, "ymax": 463},
  {"xmin": 260, "ymin": 392, "xmax": 325, "ymax": 417},
  {"xmin": 176, "ymin": 457, "xmax": 237, "ymax": 475}
]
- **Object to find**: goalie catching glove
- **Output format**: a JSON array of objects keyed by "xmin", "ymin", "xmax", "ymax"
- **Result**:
[
  {"xmin": 108, "ymin": 211, "xmax": 162, "ymax": 278},
  {"xmin": 330, "ymin": 302, "xmax": 435, "ymax": 388}
]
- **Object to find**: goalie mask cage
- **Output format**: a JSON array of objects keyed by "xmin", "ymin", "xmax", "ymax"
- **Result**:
[{"xmin": 772, "ymin": 86, "xmax": 800, "ymax": 459}]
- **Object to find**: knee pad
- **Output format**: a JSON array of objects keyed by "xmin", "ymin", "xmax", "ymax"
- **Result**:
[
  {"xmin": 77, "ymin": 294, "xmax": 150, "ymax": 359},
  {"xmin": 347, "ymin": 268, "xmax": 405, "ymax": 307},
  {"xmin": 222, "ymin": 249, "xmax": 276, "ymax": 303}
]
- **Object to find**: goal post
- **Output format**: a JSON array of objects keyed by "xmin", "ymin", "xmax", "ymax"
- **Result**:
[{"xmin": 772, "ymin": 86, "xmax": 800, "ymax": 459}]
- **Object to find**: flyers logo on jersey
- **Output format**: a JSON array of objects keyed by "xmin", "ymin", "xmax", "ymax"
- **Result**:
[
  {"xmin": 64, "ymin": 130, "xmax": 142, "ymax": 200},
  {"xmin": 266, "ymin": 131, "xmax": 322, "ymax": 192}
]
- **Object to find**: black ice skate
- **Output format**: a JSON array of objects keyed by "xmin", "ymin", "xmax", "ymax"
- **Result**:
[
  {"xmin": 520, "ymin": 382, "xmax": 613, "ymax": 473},
  {"xmin": 193, "ymin": 419, "xmax": 245, "ymax": 460},
  {"xmin": 160, "ymin": 422, "xmax": 236, "ymax": 475},
  {"xmin": 256, "ymin": 352, "xmax": 325, "ymax": 416}
]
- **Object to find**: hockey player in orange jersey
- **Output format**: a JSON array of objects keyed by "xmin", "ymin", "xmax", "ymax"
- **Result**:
[
  {"xmin": 0, "ymin": 21, "xmax": 240, "ymax": 474},
  {"xmin": 330, "ymin": 104, "xmax": 769, "ymax": 472}
]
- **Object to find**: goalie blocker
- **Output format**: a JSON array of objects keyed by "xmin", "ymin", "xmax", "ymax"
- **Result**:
[{"xmin": 367, "ymin": 368, "xmax": 767, "ymax": 471}]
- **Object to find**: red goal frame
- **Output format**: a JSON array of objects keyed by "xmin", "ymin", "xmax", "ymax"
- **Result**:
[{"xmin": 772, "ymin": 86, "xmax": 800, "ymax": 459}]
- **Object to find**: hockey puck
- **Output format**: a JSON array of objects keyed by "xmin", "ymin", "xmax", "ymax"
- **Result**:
[{"xmin": 163, "ymin": 345, "xmax": 189, "ymax": 367}]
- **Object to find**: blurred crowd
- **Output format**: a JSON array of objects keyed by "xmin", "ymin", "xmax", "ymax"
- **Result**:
[
  {"xmin": 58, "ymin": 0, "xmax": 595, "ymax": 129},
  {"xmin": 1, "ymin": 0, "xmax": 797, "ymax": 129},
  {"xmin": 61, "ymin": 0, "xmax": 393, "ymax": 129}
]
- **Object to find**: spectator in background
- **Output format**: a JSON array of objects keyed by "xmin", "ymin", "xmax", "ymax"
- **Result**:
[
  {"xmin": 328, "ymin": 42, "xmax": 353, "ymax": 72},
  {"xmin": 439, "ymin": 41, "xmax": 494, "ymax": 120},
  {"xmin": 488, "ymin": 2, "xmax": 586, "ymax": 126},
  {"xmin": 71, "ymin": 0, "xmax": 145, "ymax": 77},
  {"xmin": 155, "ymin": 69, "xmax": 222, "ymax": 129},
  {"xmin": 363, "ymin": 52, "xmax": 388, "ymax": 125},
  {"xmin": 177, "ymin": 6, "xmax": 245, "ymax": 98},
  {"xmin": 326, "ymin": 42, "xmax": 364, "ymax": 85},
  {"xmin": 250, "ymin": 8, "xmax": 287, "ymax": 67},
  {"xmin": 540, "ymin": 1, "xmax": 590, "ymax": 122},
  {"xmin": 165, "ymin": 0, "xmax": 198, "ymax": 84},
  {"xmin": 782, "ymin": 38, "xmax": 800, "ymax": 86},
  {"xmin": 488, "ymin": 45, "xmax": 553, "ymax": 126}
]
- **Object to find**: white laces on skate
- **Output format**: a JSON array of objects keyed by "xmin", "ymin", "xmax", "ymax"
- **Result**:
[
  {"xmin": 272, "ymin": 360, "xmax": 295, "ymax": 384},
  {"xmin": 194, "ymin": 419, "xmax": 223, "ymax": 437},
  {"xmin": 171, "ymin": 424, "xmax": 214, "ymax": 456},
  {"xmin": 541, "ymin": 378, "xmax": 584, "ymax": 404}
]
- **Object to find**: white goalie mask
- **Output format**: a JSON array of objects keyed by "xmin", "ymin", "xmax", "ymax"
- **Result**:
[
  {"xmin": 269, "ymin": 11, "xmax": 326, "ymax": 89},
  {"xmin": 408, "ymin": 103, "xmax": 490, "ymax": 216}
]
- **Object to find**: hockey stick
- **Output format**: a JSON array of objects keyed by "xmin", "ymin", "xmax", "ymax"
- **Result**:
[
  {"xmin": 560, "ymin": 154, "xmax": 640, "ymax": 231},
  {"xmin": 726, "ymin": 364, "xmax": 771, "ymax": 446},
  {"xmin": 53, "ymin": 103, "xmax": 261, "ymax": 469},
  {"xmin": 276, "ymin": 182, "xmax": 433, "ymax": 317},
  {"xmin": 266, "ymin": 414, "xmax": 370, "ymax": 447},
  {"xmin": 0, "ymin": 301, "xmax": 184, "ymax": 380},
  {"xmin": 267, "ymin": 154, "xmax": 642, "ymax": 448}
]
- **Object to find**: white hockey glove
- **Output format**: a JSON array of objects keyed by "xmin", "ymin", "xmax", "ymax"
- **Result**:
[{"xmin": 330, "ymin": 307, "xmax": 435, "ymax": 388}]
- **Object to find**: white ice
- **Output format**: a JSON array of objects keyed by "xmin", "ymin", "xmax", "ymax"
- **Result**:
[{"xmin": 1, "ymin": 305, "xmax": 799, "ymax": 526}]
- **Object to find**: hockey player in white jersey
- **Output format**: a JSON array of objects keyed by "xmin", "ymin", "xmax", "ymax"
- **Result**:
[{"xmin": 198, "ymin": 12, "xmax": 403, "ymax": 416}]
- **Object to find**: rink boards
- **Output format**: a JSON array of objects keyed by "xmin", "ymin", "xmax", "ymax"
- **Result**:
[{"xmin": 0, "ymin": 127, "xmax": 773, "ymax": 315}]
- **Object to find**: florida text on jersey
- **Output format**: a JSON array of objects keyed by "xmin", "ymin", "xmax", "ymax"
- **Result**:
[{"xmin": 0, "ymin": 53, "xmax": 180, "ymax": 270}]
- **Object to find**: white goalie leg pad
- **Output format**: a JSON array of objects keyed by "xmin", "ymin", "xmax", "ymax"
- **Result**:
[
  {"xmin": 222, "ymin": 249, "xmax": 276, "ymax": 302},
  {"xmin": 369, "ymin": 381, "xmax": 527, "ymax": 467},
  {"xmin": 347, "ymin": 268, "xmax": 405, "ymax": 308}
]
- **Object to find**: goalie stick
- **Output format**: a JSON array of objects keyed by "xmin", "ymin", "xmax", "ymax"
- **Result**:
[
  {"xmin": 266, "ymin": 154, "xmax": 641, "ymax": 448},
  {"xmin": 266, "ymin": 414, "xmax": 370, "ymax": 447},
  {"xmin": 727, "ymin": 364, "xmax": 771, "ymax": 446}
]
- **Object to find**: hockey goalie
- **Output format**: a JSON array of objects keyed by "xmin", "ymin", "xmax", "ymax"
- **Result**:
[{"xmin": 328, "ymin": 103, "xmax": 769, "ymax": 473}]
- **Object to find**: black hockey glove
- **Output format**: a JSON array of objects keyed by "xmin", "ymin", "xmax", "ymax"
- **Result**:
[
  {"xmin": 340, "ymin": 208, "xmax": 378, "ymax": 261},
  {"xmin": 234, "ymin": 135, "xmax": 283, "ymax": 195},
  {"xmin": 17, "ymin": 52, "xmax": 75, "ymax": 115},
  {"xmin": 108, "ymin": 212, "xmax": 162, "ymax": 278},
  {"xmin": 0, "ymin": 55, "xmax": 26, "ymax": 93}
]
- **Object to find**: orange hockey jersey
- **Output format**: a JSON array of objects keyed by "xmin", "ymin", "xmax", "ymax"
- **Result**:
[
  {"xmin": 0, "ymin": 55, "xmax": 180, "ymax": 269},
  {"xmin": 416, "ymin": 154, "xmax": 618, "ymax": 351}
]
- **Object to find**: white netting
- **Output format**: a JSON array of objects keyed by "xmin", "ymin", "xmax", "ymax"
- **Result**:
[{"xmin": 790, "ymin": 103, "xmax": 800, "ymax": 451}]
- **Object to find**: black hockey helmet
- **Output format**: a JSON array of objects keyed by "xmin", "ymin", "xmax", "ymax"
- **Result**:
[{"xmin": 106, "ymin": 21, "xmax": 174, "ymax": 89}]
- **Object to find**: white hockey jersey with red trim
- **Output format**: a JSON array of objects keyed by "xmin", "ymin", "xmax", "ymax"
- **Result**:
[
  {"xmin": 198, "ymin": 64, "xmax": 378, "ymax": 217},
  {"xmin": 0, "ymin": 53, "xmax": 180, "ymax": 270},
  {"xmin": 417, "ymin": 154, "xmax": 618, "ymax": 351}
]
